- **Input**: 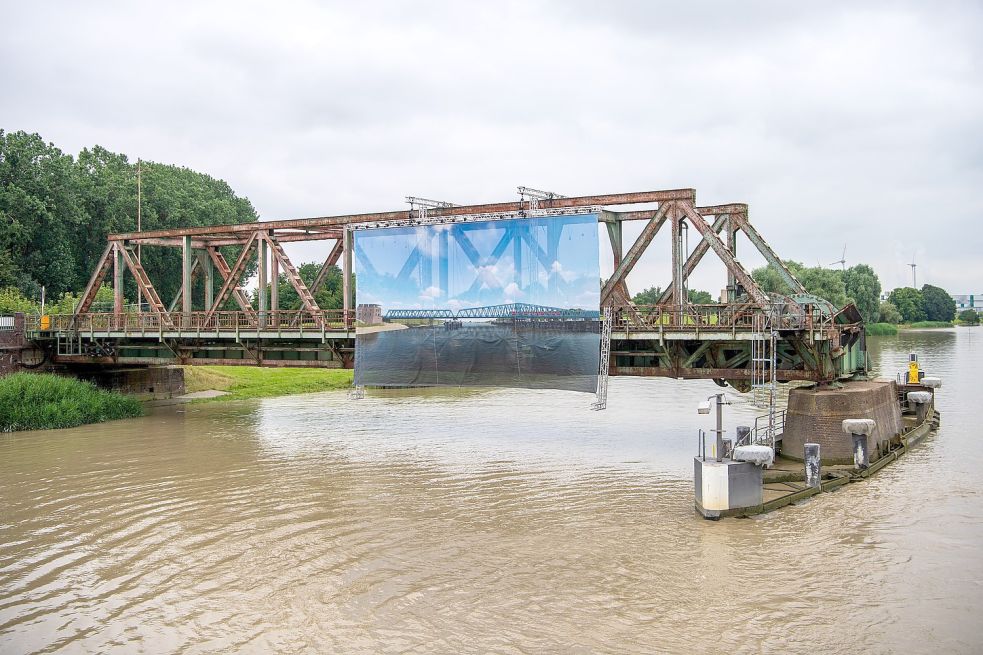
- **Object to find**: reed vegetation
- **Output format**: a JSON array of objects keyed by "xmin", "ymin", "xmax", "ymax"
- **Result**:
[{"xmin": 0, "ymin": 373, "xmax": 143, "ymax": 432}]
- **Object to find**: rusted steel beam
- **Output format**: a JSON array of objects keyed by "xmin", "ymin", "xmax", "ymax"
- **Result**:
[
  {"xmin": 205, "ymin": 247, "xmax": 257, "ymax": 316},
  {"xmin": 167, "ymin": 257, "xmax": 201, "ymax": 313},
  {"xmin": 108, "ymin": 189, "xmax": 696, "ymax": 241},
  {"xmin": 679, "ymin": 203, "xmax": 770, "ymax": 307},
  {"xmin": 600, "ymin": 201, "xmax": 672, "ymax": 304},
  {"xmin": 206, "ymin": 232, "xmax": 258, "ymax": 318},
  {"xmin": 731, "ymin": 213, "xmax": 806, "ymax": 295},
  {"xmin": 261, "ymin": 234, "xmax": 321, "ymax": 313},
  {"xmin": 75, "ymin": 243, "xmax": 115, "ymax": 316},
  {"xmin": 657, "ymin": 214, "xmax": 728, "ymax": 305},
  {"xmin": 310, "ymin": 240, "xmax": 344, "ymax": 294},
  {"xmin": 696, "ymin": 203, "xmax": 748, "ymax": 216},
  {"xmin": 610, "ymin": 366, "xmax": 823, "ymax": 382},
  {"xmin": 117, "ymin": 245, "xmax": 171, "ymax": 322}
]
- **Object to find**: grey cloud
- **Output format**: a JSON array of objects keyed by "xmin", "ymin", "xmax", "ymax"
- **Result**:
[{"xmin": 1, "ymin": 0, "xmax": 981, "ymax": 292}]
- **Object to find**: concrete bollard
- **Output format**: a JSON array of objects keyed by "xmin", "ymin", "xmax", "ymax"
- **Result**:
[
  {"xmin": 907, "ymin": 391, "xmax": 933, "ymax": 425},
  {"xmin": 842, "ymin": 419, "xmax": 876, "ymax": 470},
  {"xmin": 804, "ymin": 443, "xmax": 821, "ymax": 488},
  {"xmin": 921, "ymin": 376, "xmax": 942, "ymax": 389}
]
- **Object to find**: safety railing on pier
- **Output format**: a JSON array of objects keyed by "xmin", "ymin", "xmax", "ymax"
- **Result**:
[{"xmin": 27, "ymin": 310, "xmax": 353, "ymax": 335}]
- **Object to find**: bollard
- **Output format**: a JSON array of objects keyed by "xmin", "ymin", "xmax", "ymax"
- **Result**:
[
  {"xmin": 842, "ymin": 419, "xmax": 876, "ymax": 470},
  {"xmin": 907, "ymin": 391, "xmax": 932, "ymax": 425},
  {"xmin": 804, "ymin": 443, "xmax": 821, "ymax": 488}
]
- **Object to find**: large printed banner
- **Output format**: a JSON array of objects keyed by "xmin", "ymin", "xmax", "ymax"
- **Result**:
[{"xmin": 353, "ymin": 213, "xmax": 601, "ymax": 391}]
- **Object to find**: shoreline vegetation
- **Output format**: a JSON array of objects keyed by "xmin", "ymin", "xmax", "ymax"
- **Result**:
[
  {"xmin": 182, "ymin": 366, "xmax": 353, "ymax": 402},
  {"xmin": 868, "ymin": 321, "xmax": 957, "ymax": 336},
  {"xmin": 0, "ymin": 373, "xmax": 143, "ymax": 432}
]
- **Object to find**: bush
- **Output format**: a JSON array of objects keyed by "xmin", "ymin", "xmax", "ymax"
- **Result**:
[
  {"xmin": 0, "ymin": 372, "xmax": 143, "ymax": 432},
  {"xmin": 958, "ymin": 309, "xmax": 980, "ymax": 325},
  {"xmin": 878, "ymin": 301, "xmax": 902, "ymax": 324},
  {"xmin": 866, "ymin": 323, "xmax": 898, "ymax": 336}
]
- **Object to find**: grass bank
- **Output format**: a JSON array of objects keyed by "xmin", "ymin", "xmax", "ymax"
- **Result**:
[
  {"xmin": 0, "ymin": 372, "xmax": 143, "ymax": 432},
  {"xmin": 903, "ymin": 321, "xmax": 953, "ymax": 329},
  {"xmin": 866, "ymin": 323, "xmax": 898, "ymax": 336},
  {"xmin": 182, "ymin": 366, "xmax": 353, "ymax": 401}
]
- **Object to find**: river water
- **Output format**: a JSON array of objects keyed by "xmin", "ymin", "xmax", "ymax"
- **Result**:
[{"xmin": 1, "ymin": 329, "xmax": 981, "ymax": 653}]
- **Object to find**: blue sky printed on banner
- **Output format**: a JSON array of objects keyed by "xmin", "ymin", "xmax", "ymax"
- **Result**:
[{"xmin": 354, "ymin": 214, "xmax": 599, "ymax": 313}]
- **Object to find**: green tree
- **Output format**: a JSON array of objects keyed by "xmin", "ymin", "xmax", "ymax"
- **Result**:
[
  {"xmin": 0, "ymin": 130, "xmax": 259, "ymax": 304},
  {"xmin": 751, "ymin": 260, "xmax": 848, "ymax": 308},
  {"xmin": 921, "ymin": 284, "xmax": 956, "ymax": 322},
  {"xmin": 0, "ymin": 286, "xmax": 37, "ymax": 313},
  {"xmin": 958, "ymin": 309, "xmax": 980, "ymax": 325},
  {"xmin": 878, "ymin": 301, "xmax": 902, "ymax": 324},
  {"xmin": 888, "ymin": 287, "xmax": 926, "ymax": 322},
  {"xmin": 842, "ymin": 264, "xmax": 881, "ymax": 324},
  {"xmin": 632, "ymin": 286, "xmax": 662, "ymax": 305},
  {"xmin": 687, "ymin": 289, "xmax": 714, "ymax": 304}
]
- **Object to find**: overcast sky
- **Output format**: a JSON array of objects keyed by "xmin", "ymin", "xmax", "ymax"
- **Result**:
[{"xmin": 2, "ymin": 1, "xmax": 981, "ymax": 296}]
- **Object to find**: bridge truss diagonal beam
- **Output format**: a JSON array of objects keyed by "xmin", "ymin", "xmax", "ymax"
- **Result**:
[
  {"xmin": 75, "ymin": 242, "xmax": 114, "ymax": 316},
  {"xmin": 117, "ymin": 243, "xmax": 172, "ymax": 323},
  {"xmin": 679, "ymin": 203, "xmax": 769, "ymax": 307},
  {"xmin": 310, "ymin": 240, "xmax": 344, "ymax": 294},
  {"xmin": 600, "ymin": 201, "xmax": 671, "ymax": 305},
  {"xmin": 657, "ymin": 213, "xmax": 729, "ymax": 305},
  {"xmin": 205, "ymin": 247, "xmax": 257, "ymax": 317},
  {"xmin": 206, "ymin": 232, "xmax": 258, "ymax": 319},
  {"xmin": 731, "ymin": 213, "xmax": 806, "ymax": 295}
]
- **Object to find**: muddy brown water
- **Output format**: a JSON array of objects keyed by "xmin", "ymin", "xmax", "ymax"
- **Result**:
[{"xmin": 1, "ymin": 329, "xmax": 981, "ymax": 653}]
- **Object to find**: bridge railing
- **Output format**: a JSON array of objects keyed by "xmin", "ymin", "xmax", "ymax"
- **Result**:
[
  {"xmin": 611, "ymin": 303, "xmax": 834, "ymax": 332},
  {"xmin": 31, "ymin": 310, "xmax": 353, "ymax": 334}
]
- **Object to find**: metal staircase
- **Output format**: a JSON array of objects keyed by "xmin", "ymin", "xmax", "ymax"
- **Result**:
[{"xmin": 591, "ymin": 306, "xmax": 613, "ymax": 410}]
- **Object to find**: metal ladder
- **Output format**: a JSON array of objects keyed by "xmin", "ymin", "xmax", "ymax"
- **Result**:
[
  {"xmin": 750, "ymin": 308, "xmax": 778, "ymax": 446},
  {"xmin": 591, "ymin": 306, "xmax": 613, "ymax": 411}
]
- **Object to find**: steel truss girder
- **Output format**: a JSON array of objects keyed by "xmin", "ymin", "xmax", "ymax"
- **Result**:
[{"xmin": 206, "ymin": 232, "xmax": 258, "ymax": 319}]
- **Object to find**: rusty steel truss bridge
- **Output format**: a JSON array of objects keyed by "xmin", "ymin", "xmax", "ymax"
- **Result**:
[{"xmin": 23, "ymin": 188, "xmax": 868, "ymax": 389}]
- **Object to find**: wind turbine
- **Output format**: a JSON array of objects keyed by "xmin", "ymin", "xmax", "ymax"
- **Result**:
[
  {"xmin": 909, "ymin": 255, "xmax": 918, "ymax": 288},
  {"xmin": 829, "ymin": 244, "xmax": 846, "ymax": 270}
]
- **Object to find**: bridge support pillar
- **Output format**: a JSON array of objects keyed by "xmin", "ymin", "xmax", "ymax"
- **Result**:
[
  {"xmin": 182, "ymin": 235, "xmax": 193, "ymax": 320},
  {"xmin": 258, "ymin": 236, "xmax": 268, "ymax": 326},
  {"xmin": 113, "ymin": 243, "xmax": 124, "ymax": 317},
  {"xmin": 782, "ymin": 381, "xmax": 902, "ymax": 464},
  {"xmin": 342, "ymin": 228, "xmax": 352, "ymax": 323}
]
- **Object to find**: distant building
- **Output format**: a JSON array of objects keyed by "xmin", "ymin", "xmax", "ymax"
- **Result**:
[
  {"xmin": 952, "ymin": 294, "xmax": 982, "ymax": 313},
  {"xmin": 356, "ymin": 303, "xmax": 383, "ymax": 325}
]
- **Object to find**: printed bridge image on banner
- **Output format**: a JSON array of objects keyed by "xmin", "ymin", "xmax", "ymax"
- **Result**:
[{"xmin": 353, "ymin": 213, "xmax": 601, "ymax": 392}]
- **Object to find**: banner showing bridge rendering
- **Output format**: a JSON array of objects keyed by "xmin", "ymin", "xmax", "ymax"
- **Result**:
[{"xmin": 353, "ymin": 213, "xmax": 601, "ymax": 391}]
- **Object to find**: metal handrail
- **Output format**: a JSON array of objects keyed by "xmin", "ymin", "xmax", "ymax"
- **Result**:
[{"xmin": 30, "ymin": 310, "xmax": 353, "ymax": 334}]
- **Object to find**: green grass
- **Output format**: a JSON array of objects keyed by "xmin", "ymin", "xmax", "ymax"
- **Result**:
[
  {"xmin": 903, "ymin": 321, "xmax": 953, "ymax": 329},
  {"xmin": 0, "ymin": 372, "xmax": 144, "ymax": 432},
  {"xmin": 866, "ymin": 323, "xmax": 898, "ymax": 336},
  {"xmin": 182, "ymin": 366, "xmax": 353, "ymax": 401}
]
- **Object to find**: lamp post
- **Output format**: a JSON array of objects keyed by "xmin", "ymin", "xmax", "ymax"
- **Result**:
[{"xmin": 698, "ymin": 393, "xmax": 729, "ymax": 462}]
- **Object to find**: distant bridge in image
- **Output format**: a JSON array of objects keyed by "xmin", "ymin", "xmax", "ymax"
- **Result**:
[
  {"xmin": 385, "ymin": 303, "xmax": 601, "ymax": 321},
  {"xmin": 19, "ymin": 188, "xmax": 868, "ymax": 388}
]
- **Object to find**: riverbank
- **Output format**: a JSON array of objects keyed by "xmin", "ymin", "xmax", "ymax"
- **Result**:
[
  {"xmin": 182, "ymin": 366, "xmax": 353, "ymax": 402},
  {"xmin": 0, "ymin": 372, "xmax": 143, "ymax": 432}
]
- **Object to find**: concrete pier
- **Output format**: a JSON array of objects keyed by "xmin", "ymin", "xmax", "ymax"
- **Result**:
[{"xmin": 782, "ymin": 380, "xmax": 904, "ymax": 464}]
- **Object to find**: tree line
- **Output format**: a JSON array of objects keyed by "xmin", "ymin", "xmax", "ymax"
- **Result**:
[
  {"xmin": 0, "ymin": 130, "xmax": 347, "ymax": 315},
  {"xmin": 632, "ymin": 260, "xmax": 961, "ymax": 325}
]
